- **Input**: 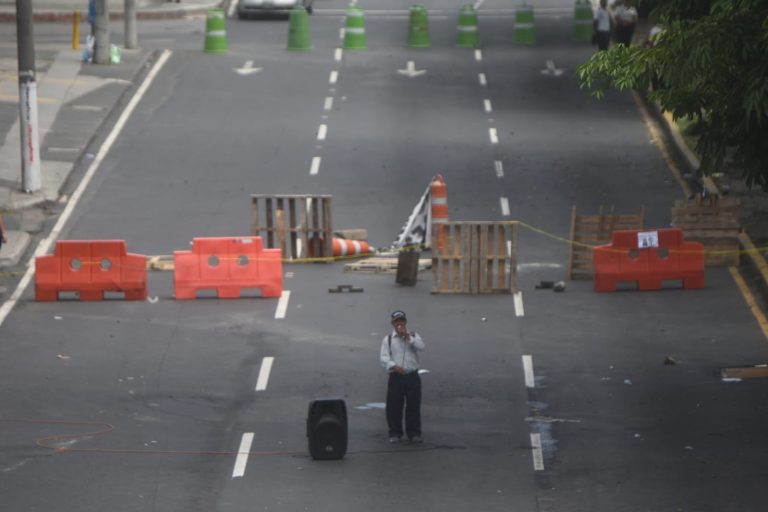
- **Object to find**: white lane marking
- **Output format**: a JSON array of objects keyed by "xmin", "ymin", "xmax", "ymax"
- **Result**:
[
  {"xmin": 275, "ymin": 290, "xmax": 291, "ymax": 319},
  {"xmin": 494, "ymin": 160, "xmax": 504, "ymax": 178},
  {"xmin": 484, "ymin": 99, "xmax": 492, "ymax": 112},
  {"xmin": 506, "ymin": 240, "xmax": 512, "ymax": 257},
  {"xmin": 489, "ymin": 127, "xmax": 498, "ymax": 144},
  {"xmin": 478, "ymin": 73, "xmax": 487, "ymax": 86},
  {"xmin": 0, "ymin": 50, "xmax": 173, "ymax": 330},
  {"xmin": 530, "ymin": 433, "xmax": 544, "ymax": 471},
  {"xmin": 500, "ymin": 197, "xmax": 510, "ymax": 216},
  {"xmin": 334, "ymin": 48, "xmax": 343, "ymax": 61},
  {"xmin": 228, "ymin": 0, "xmax": 239, "ymax": 17},
  {"xmin": 514, "ymin": 291, "xmax": 525, "ymax": 317},
  {"xmin": 255, "ymin": 357, "xmax": 275, "ymax": 391},
  {"xmin": 522, "ymin": 355, "xmax": 535, "ymax": 388},
  {"xmin": 317, "ymin": 124, "xmax": 328, "ymax": 141},
  {"xmin": 232, "ymin": 433, "xmax": 254, "ymax": 478},
  {"xmin": 329, "ymin": 70, "xmax": 338, "ymax": 84},
  {"xmin": 310, "ymin": 156, "xmax": 321, "ymax": 175},
  {"xmin": 474, "ymin": 49, "xmax": 483, "ymax": 61},
  {"xmin": 324, "ymin": 96, "xmax": 334, "ymax": 111},
  {"xmin": 339, "ymin": 27, "xmax": 345, "ymax": 40}
]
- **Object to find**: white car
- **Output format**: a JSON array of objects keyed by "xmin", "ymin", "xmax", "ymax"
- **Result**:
[{"xmin": 237, "ymin": 0, "xmax": 314, "ymax": 18}]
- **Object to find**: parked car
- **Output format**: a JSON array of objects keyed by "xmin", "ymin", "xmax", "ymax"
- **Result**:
[{"xmin": 238, "ymin": 0, "xmax": 313, "ymax": 18}]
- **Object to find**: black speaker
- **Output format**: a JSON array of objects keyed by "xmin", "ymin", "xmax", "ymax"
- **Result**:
[{"xmin": 307, "ymin": 398, "xmax": 347, "ymax": 460}]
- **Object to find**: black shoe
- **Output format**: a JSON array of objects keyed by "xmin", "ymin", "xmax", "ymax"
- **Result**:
[
  {"xmin": 409, "ymin": 435, "xmax": 423, "ymax": 444},
  {"xmin": 389, "ymin": 436, "xmax": 402, "ymax": 444}
]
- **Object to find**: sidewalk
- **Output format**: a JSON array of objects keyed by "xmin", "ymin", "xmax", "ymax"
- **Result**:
[
  {"xmin": 0, "ymin": 0, "xmax": 222, "ymax": 269},
  {"xmin": 0, "ymin": 0, "xmax": 225, "ymax": 22}
]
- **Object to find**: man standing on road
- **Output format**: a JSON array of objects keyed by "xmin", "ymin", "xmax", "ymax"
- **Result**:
[
  {"xmin": 380, "ymin": 310, "xmax": 425, "ymax": 444},
  {"xmin": 593, "ymin": 0, "xmax": 612, "ymax": 51}
]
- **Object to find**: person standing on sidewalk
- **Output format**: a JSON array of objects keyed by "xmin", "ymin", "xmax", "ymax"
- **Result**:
[
  {"xmin": 614, "ymin": 0, "xmax": 638, "ymax": 46},
  {"xmin": 593, "ymin": 0, "xmax": 612, "ymax": 51},
  {"xmin": 380, "ymin": 310, "xmax": 425, "ymax": 444}
]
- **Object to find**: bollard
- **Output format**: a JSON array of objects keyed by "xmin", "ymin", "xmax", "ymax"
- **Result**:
[
  {"xmin": 513, "ymin": 3, "xmax": 535, "ymax": 45},
  {"xmin": 343, "ymin": 6, "xmax": 367, "ymax": 50},
  {"xmin": 287, "ymin": 5, "xmax": 312, "ymax": 51},
  {"xmin": 573, "ymin": 0, "xmax": 593, "ymax": 42},
  {"xmin": 72, "ymin": 11, "xmax": 80, "ymax": 50},
  {"xmin": 456, "ymin": 4, "xmax": 479, "ymax": 48},
  {"xmin": 204, "ymin": 9, "xmax": 228, "ymax": 53},
  {"xmin": 408, "ymin": 5, "xmax": 430, "ymax": 48}
]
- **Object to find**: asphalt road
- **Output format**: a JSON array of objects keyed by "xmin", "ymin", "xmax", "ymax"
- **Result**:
[{"xmin": 1, "ymin": 1, "xmax": 768, "ymax": 511}]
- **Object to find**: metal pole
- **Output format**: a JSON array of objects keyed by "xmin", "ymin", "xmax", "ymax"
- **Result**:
[
  {"xmin": 15, "ymin": 0, "xmax": 41, "ymax": 193},
  {"xmin": 125, "ymin": 0, "xmax": 137, "ymax": 49},
  {"xmin": 93, "ymin": 0, "xmax": 110, "ymax": 64},
  {"xmin": 73, "ymin": 11, "xmax": 80, "ymax": 49}
]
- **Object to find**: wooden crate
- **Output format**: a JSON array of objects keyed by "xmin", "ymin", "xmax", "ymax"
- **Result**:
[
  {"xmin": 568, "ymin": 206, "xmax": 644, "ymax": 280},
  {"xmin": 344, "ymin": 256, "xmax": 432, "ymax": 274},
  {"xmin": 432, "ymin": 222, "xmax": 518, "ymax": 294},
  {"xmin": 671, "ymin": 195, "xmax": 740, "ymax": 266},
  {"xmin": 250, "ymin": 195, "xmax": 333, "ymax": 261}
]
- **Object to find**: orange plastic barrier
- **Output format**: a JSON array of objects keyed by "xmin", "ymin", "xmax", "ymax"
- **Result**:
[
  {"xmin": 35, "ymin": 240, "xmax": 147, "ymax": 301},
  {"xmin": 173, "ymin": 236, "xmax": 282, "ymax": 299},
  {"xmin": 593, "ymin": 228, "xmax": 704, "ymax": 292},
  {"xmin": 431, "ymin": 174, "xmax": 448, "ymax": 252}
]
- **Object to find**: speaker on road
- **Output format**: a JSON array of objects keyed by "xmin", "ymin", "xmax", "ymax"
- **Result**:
[{"xmin": 307, "ymin": 398, "xmax": 347, "ymax": 460}]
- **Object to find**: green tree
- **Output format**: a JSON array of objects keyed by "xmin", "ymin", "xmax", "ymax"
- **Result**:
[{"xmin": 577, "ymin": 0, "xmax": 768, "ymax": 190}]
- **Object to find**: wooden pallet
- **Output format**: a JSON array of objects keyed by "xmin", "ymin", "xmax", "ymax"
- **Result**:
[
  {"xmin": 251, "ymin": 194, "xmax": 333, "ymax": 261},
  {"xmin": 432, "ymin": 221, "xmax": 517, "ymax": 294},
  {"xmin": 568, "ymin": 206, "xmax": 644, "ymax": 280},
  {"xmin": 671, "ymin": 195, "xmax": 740, "ymax": 266},
  {"xmin": 344, "ymin": 257, "xmax": 432, "ymax": 274}
]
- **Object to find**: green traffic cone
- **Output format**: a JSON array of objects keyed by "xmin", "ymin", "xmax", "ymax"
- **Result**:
[
  {"xmin": 407, "ymin": 5, "xmax": 430, "ymax": 48},
  {"xmin": 513, "ymin": 4, "xmax": 535, "ymax": 45},
  {"xmin": 204, "ymin": 8, "xmax": 228, "ymax": 53},
  {"xmin": 287, "ymin": 5, "xmax": 312, "ymax": 51},
  {"xmin": 343, "ymin": 6, "xmax": 367, "ymax": 50},
  {"xmin": 456, "ymin": 4, "xmax": 479, "ymax": 48},
  {"xmin": 573, "ymin": 0, "xmax": 593, "ymax": 42}
]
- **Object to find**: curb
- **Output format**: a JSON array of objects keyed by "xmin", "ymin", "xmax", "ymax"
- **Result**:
[
  {"xmin": 0, "ymin": 3, "xmax": 223, "ymax": 23},
  {"xmin": 651, "ymin": 92, "xmax": 768, "ymax": 296}
]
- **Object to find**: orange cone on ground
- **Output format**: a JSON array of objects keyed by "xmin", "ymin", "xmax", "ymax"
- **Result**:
[
  {"xmin": 332, "ymin": 238, "xmax": 373, "ymax": 257},
  {"xmin": 430, "ymin": 175, "xmax": 448, "ymax": 252}
]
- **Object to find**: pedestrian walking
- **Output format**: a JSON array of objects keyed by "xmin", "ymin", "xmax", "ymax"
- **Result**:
[
  {"xmin": 380, "ymin": 310, "xmax": 425, "ymax": 444},
  {"xmin": 593, "ymin": 0, "xmax": 612, "ymax": 51},
  {"xmin": 614, "ymin": 0, "xmax": 638, "ymax": 46}
]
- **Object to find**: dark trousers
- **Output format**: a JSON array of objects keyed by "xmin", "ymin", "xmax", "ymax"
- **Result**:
[
  {"xmin": 386, "ymin": 372, "xmax": 421, "ymax": 438},
  {"xmin": 596, "ymin": 30, "xmax": 611, "ymax": 51}
]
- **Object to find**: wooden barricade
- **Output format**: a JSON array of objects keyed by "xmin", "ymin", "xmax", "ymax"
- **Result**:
[
  {"xmin": 432, "ymin": 221, "xmax": 518, "ymax": 294},
  {"xmin": 250, "ymin": 195, "xmax": 333, "ymax": 261},
  {"xmin": 568, "ymin": 205, "xmax": 644, "ymax": 280},
  {"xmin": 671, "ymin": 194, "xmax": 740, "ymax": 266}
]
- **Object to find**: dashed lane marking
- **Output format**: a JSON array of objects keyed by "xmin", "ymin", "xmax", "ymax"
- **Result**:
[
  {"xmin": 484, "ymin": 99, "xmax": 492, "ymax": 113},
  {"xmin": 514, "ymin": 291, "xmax": 524, "ymax": 317},
  {"xmin": 334, "ymin": 48, "xmax": 342, "ymax": 62},
  {"xmin": 494, "ymin": 160, "xmax": 504, "ymax": 178},
  {"xmin": 522, "ymin": 355, "xmax": 534, "ymax": 388},
  {"xmin": 489, "ymin": 127, "xmax": 498, "ymax": 144},
  {"xmin": 474, "ymin": 49, "xmax": 483, "ymax": 61},
  {"xmin": 310, "ymin": 156, "xmax": 321, "ymax": 175},
  {"xmin": 255, "ymin": 357, "xmax": 275, "ymax": 392},
  {"xmin": 324, "ymin": 96, "xmax": 334, "ymax": 111},
  {"xmin": 530, "ymin": 433, "xmax": 544, "ymax": 471},
  {"xmin": 232, "ymin": 433, "xmax": 254, "ymax": 478},
  {"xmin": 275, "ymin": 290, "xmax": 291, "ymax": 319},
  {"xmin": 317, "ymin": 124, "xmax": 328, "ymax": 141},
  {"xmin": 478, "ymin": 73, "xmax": 487, "ymax": 86},
  {"xmin": 500, "ymin": 197, "xmax": 510, "ymax": 216},
  {"xmin": 329, "ymin": 70, "xmax": 338, "ymax": 84}
]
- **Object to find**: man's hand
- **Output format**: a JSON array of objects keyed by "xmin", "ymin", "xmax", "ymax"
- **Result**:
[{"xmin": 392, "ymin": 365, "xmax": 406, "ymax": 374}]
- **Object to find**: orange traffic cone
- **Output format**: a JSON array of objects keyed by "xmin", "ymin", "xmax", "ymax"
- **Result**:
[
  {"xmin": 430, "ymin": 174, "xmax": 448, "ymax": 252},
  {"xmin": 332, "ymin": 238, "xmax": 373, "ymax": 257}
]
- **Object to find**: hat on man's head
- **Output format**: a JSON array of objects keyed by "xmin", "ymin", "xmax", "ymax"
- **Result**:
[{"xmin": 391, "ymin": 310, "xmax": 407, "ymax": 322}]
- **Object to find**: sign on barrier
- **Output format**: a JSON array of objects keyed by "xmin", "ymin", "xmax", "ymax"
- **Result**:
[
  {"xmin": 431, "ymin": 221, "xmax": 518, "ymax": 294},
  {"xmin": 35, "ymin": 240, "xmax": 147, "ymax": 301}
]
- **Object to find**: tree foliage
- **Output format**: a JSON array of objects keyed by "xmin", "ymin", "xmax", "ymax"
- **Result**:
[{"xmin": 577, "ymin": 0, "xmax": 768, "ymax": 190}]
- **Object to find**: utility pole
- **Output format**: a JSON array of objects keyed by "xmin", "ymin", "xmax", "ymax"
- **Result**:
[
  {"xmin": 93, "ymin": 0, "xmax": 110, "ymax": 64},
  {"xmin": 16, "ymin": 0, "xmax": 41, "ymax": 193},
  {"xmin": 124, "ymin": 0, "xmax": 137, "ymax": 50}
]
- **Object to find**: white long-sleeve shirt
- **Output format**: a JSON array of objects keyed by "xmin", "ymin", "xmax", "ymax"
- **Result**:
[{"xmin": 380, "ymin": 330, "xmax": 425, "ymax": 373}]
